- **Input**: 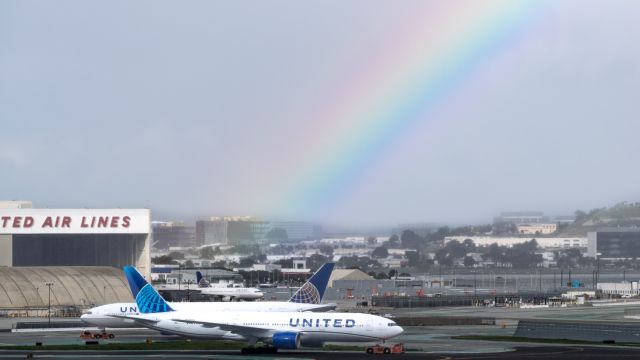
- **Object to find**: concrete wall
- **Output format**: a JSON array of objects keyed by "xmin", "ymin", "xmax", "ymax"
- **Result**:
[
  {"xmin": 587, "ymin": 231, "xmax": 597, "ymax": 257},
  {"xmin": 515, "ymin": 319, "xmax": 640, "ymax": 342},
  {"xmin": 0, "ymin": 235, "xmax": 11, "ymax": 266}
]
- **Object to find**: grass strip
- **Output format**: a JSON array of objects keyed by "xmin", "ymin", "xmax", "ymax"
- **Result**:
[
  {"xmin": 453, "ymin": 335, "xmax": 640, "ymax": 347},
  {"xmin": 0, "ymin": 340, "xmax": 361, "ymax": 352}
]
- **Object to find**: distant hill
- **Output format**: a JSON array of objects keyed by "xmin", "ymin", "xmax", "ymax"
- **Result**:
[{"xmin": 558, "ymin": 202, "xmax": 640, "ymax": 236}]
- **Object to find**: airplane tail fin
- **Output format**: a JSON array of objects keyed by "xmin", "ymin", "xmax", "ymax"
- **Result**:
[
  {"xmin": 196, "ymin": 271, "xmax": 210, "ymax": 288},
  {"xmin": 289, "ymin": 262, "xmax": 334, "ymax": 304},
  {"xmin": 124, "ymin": 265, "xmax": 147, "ymax": 298},
  {"xmin": 123, "ymin": 266, "xmax": 174, "ymax": 314}
]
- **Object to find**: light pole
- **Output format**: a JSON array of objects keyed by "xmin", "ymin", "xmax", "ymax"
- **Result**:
[
  {"xmin": 186, "ymin": 280, "xmax": 192, "ymax": 302},
  {"xmin": 45, "ymin": 282, "xmax": 54, "ymax": 324},
  {"xmin": 473, "ymin": 270, "xmax": 477, "ymax": 297},
  {"xmin": 595, "ymin": 252, "xmax": 602, "ymax": 294},
  {"xmin": 103, "ymin": 285, "xmax": 107, "ymax": 304}
]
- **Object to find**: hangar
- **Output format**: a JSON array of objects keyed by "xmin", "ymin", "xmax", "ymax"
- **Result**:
[
  {"xmin": 0, "ymin": 202, "xmax": 151, "ymax": 310},
  {"xmin": 0, "ymin": 266, "xmax": 133, "ymax": 311}
]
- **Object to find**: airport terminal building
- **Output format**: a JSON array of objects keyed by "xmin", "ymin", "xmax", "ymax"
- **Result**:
[
  {"xmin": 0, "ymin": 202, "xmax": 151, "ymax": 310},
  {"xmin": 588, "ymin": 227, "xmax": 640, "ymax": 259}
]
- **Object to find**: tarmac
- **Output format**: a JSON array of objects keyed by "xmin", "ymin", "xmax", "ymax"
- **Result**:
[
  {"xmin": 2, "ymin": 304, "xmax": 640, "ymax": 358},
  {"xmin": 2, "ymin": 347, "xmax": 640, "ymax": 359}
]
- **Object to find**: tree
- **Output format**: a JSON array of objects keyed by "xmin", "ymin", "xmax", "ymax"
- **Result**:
[
  {"xmin": 463, "ymin": 239, "xmax": 476, "ymax": 252},
  {"xmin": 371, "ymin": 246, "xmax": 389, "ymax": 258},
  {"xmin": 444, "ymin": 240, "xmax": 467, "ymax": 259},
  {"xmin": 367, "ymin": 236, "xmax": 377, "ymax": 245},
  {"xmin": 376, "ymin": 272, "xmax": 390, "ymax": 279},
  {"xmin": 185, "ymin": 260, "xmax": 194, "ymax": 268},
  {"xmin": 405, "ymin": 250, "xmax": 420, "ymax": 267},
  {"xmin": 151, "ymin": 255, "xmax": 175, "ymax": 265},
  {"xmin": 319, "ymin": 244, "xmax": 334, "ymax": 256},
  {"xmin": 505, "ymin": 240, "xmax": 542, "ymax": 268},
  {"xmin": 337, "ymin": 256, "xmax": 379, "ymax": 270},
  {"xmin": 200, "ymin": 247, "xmax": 216, "ymax": 259},
  {"xmin": 428, "ymin": 226, "xmax": 451, "ymax": 243},
  {"xmin": 556, "ymin": 248, "xmax": 593, "ymax": 268},
  {"xmin": 307, "ymin": 254, "xmax": 329, "ymax": 271},
  {"xmin": 401, "ymin": 230, "xmax": 423, "ymax": 249},
  {"xmin": 435, "ymin": 249, "xmax": 453, "ymax": 266},
  {"xmin": 239, "ymin": 256, "xmax": 257, "ymax": 268},
  {"xmin": 574, "ymin": 210, "xmax": 588, "ymax": 222},
  {"xmin": 386, "ymin": 234, "xmax": 400, "ymax": 247},
  {"xmin": 463, "ymin": 256, "xmax": 476, "ymax": 268},
  {"xmin": 483, "ymin": 243, "xmax": 505, "ymax": 265},
  {"xmin": 388, "ymin": 269, "xmax": 398, "ymax": 278},
  {"xmin": 212, "ymin": 260, "xmax": 227, "ymax": 268},
  {"xmin": 168, "ymin": 251, "xmax": 185, "ymax": 260}
]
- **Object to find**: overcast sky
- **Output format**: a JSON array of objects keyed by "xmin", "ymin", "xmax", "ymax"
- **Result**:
[{"xmin": 1, "ymin": 0, "xmax": 639, "ymax": 226}]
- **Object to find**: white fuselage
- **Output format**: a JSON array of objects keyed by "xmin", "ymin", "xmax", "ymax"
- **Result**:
[
  {"xmin": 198, "ymin": 286, "xmax": 264, "ymax": 299},
  {"xmin": 127, "ymin": 311, "xmax": 403, "ymax": 346},
  {"xmin": 81, "ymin": 301, "xmax": 334, "ymax": 329},
  {"xmin": 156, "ymin": 285, "xmax": 264, "ymax": 300}
]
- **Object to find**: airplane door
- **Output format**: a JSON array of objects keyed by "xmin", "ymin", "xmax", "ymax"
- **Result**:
[{"xmin": 366, "ymin": 318, "xmax": 374, "ymax": 332}]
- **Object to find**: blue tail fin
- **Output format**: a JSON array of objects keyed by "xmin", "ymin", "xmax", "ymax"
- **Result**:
[
  {"xmin": 289, "ymin": 262, "xmax": 334, "ymax": 304},
  {"xmin": 196, "ymin": 271, "xmax": 209, "ymax": 288},
  {"xmin": 123, "ymin": 266, "xmax": 174, "ymax": 313},
  {"xmin": 124, "ymin": 265, "xmax": 147, "ymax": 298}
]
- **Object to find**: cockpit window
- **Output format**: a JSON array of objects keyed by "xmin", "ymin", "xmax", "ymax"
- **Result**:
[{"xmin": 387, "ymin": 322, "xmax": 398, "ymax": 327}]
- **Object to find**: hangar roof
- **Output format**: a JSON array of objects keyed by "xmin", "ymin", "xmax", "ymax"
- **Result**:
[
  {"xmin": 0, "ymin": 266, "xmax": 133, "ymax": 309},
  {"xmin": 327, "ymin": 268, "xmax": 374, "ymax": 287}
]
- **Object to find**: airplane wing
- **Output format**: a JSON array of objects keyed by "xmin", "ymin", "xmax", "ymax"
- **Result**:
[
  {"xmin": 108, "ymin": 314, "xmax": 161, "ymax": 327},
  {"xmin": 171, "ymin": 318, "xmax": 292, "ymax": 341},
  {"xmin": 301, "ymin": 303, "xmax": 337, "ymax": 312}
]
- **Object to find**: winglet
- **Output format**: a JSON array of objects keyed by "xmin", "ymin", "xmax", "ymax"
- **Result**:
[
  {"xmin": 124, "ymin": 266, "xmax": 174, "ymax": 313},
  {"xmin": 289, "ymin": 262, "xmax": 334, "ymax": 304}
]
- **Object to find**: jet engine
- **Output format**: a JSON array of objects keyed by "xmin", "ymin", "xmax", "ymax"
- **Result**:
[{"xmin": 271, "ymin": 332, "xmax": 300, "ymax": 349}]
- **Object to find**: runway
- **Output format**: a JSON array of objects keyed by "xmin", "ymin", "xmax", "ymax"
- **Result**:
[{"xmin": 1, "ymin": 346, "xmax": 640, "ymax": 359}]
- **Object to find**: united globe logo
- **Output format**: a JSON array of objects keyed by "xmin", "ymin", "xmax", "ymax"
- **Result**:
[
  {"xmin": 136, "ymin": 284, "xmax": 173, "ymax": 313},
  {"xmin": 291, "ymin": 282, "xmax": 321, "ymax": 304}
]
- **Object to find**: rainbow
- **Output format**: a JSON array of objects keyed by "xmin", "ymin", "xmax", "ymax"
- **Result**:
[{"xmin": 273, "ymin": 1, "xmax": 542, "ymax": 218}]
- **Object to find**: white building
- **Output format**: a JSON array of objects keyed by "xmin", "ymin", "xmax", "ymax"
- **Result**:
[
  {"xmin": 597, "ymin": 282, "xmax": 639, "ymax": 297},
  {"xmin": 517, "ymin": 223, "xmax": 557, "ymax": 235},
  {"xmin": 444, "ymin": 236, "xmax": 588, "ymax": 250}
]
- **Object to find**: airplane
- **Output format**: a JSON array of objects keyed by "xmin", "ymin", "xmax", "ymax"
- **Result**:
[
  {"xmin": 112, "ymin": 266, "xmax": 404, "ymax": 353},
  {"xmin": 193, "ymin": 271, "xmax": 263, "ymax": 301},
  {"xmin": 81, "ymin": 263, "xmax": 337, "ymax": 329},
  {"xmin": 155, "ymin": 273, "xmax": 263, "ymax": 301}
]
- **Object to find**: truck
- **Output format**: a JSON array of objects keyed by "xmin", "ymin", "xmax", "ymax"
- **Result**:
[
  {"xmin": 365, "ymin": 343, "xmax": 406, "ymax": 354},
  {"xmin": 80, "ymin": 330, "xmax": 115, "ymax": 339}
]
